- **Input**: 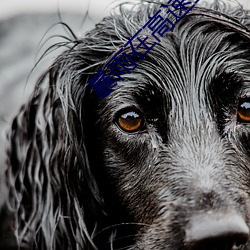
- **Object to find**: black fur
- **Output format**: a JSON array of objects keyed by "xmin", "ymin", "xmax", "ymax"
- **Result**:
[{"xmin": 2, "ymin": 0, "xmax": 250, "ymax": 249}]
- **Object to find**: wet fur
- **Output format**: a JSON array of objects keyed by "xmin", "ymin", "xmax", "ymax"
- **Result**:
[{"xmin": 2, "ymin": 0, "xmax": 250, "ymax": 249}]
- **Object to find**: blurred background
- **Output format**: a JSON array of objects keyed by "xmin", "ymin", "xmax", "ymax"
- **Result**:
[{"xmin": 0, "ymin": 0, "xmax": 250, "ymax": 175}]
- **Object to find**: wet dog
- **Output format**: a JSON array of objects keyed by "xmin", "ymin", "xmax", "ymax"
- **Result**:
[{"xmin": 1, "ymin": 0, "xmax": 250, "ymax": 249}]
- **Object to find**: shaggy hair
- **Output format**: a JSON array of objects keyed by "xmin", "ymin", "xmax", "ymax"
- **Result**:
[{"xmin": 2, "ymin": 0, "xmax": 250, "ymax": 249}]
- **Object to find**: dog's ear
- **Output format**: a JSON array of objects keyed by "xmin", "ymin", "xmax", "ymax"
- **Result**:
[
  {"xmin": 2, "ymin": 7, "xmax": 143, "ymax": 248},
  {"xmin": 3, "ymin": 43, "xmax": 107, "ymax": 249}
]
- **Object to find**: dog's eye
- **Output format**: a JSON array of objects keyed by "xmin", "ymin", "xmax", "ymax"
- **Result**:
[
  {"xmin": 237, "ymin": 99, "xmax": 250, "ymax": 123},
  {"xmin": 116, "ymin": 110, "xmax": 144, "ymax": 133}
]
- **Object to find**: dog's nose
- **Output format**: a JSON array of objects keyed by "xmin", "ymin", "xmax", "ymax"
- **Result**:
[{"xmin": 185, "ymin": 213, "xmax": 249, "ymax": 250}]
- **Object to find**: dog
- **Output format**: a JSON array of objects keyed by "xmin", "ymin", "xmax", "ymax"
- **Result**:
[{"xmin": 1, "ymin": 0, "xmax": 250, "ymax": 249}]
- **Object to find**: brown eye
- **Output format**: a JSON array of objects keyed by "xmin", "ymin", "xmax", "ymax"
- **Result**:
[
  {"xmin": 116, "ymin": 110, "xmax": 144, "ymax": 133},
  {"xmin": 237, "ymin": 99, "xmax": 250, "ymax": 123}
]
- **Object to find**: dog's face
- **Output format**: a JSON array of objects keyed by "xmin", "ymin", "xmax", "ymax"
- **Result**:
[
  {"xmin": 87, "ymin": 6, "xmax": 250, "ymax": 250},
  {"xmin": 4, "ymin": 1, "xmax": 250, "ymax": 250}
]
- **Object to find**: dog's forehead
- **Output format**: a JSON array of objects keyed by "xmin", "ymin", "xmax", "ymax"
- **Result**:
[{"xmin": 109, "ymin": 14, "xmax": 250, "ymax": 105}]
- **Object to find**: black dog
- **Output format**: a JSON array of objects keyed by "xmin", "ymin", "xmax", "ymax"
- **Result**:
[{"xmin": 2, "ymin": 0, "xmax": 250, "ymax": 249}]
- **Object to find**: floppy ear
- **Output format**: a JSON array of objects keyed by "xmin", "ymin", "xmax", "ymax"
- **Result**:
[
  {"xmin": 2, "ymin": 42, "xmax": 109, "ymax": 249},
  {"xmin": 1, "ymin": 4, "xmax": 152, "ymax": 247}
]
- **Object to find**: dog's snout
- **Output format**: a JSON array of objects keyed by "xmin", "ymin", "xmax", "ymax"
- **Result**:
[{"xmin": 185, "ymin": 213, "xmax": 249, "ymax": 250}]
